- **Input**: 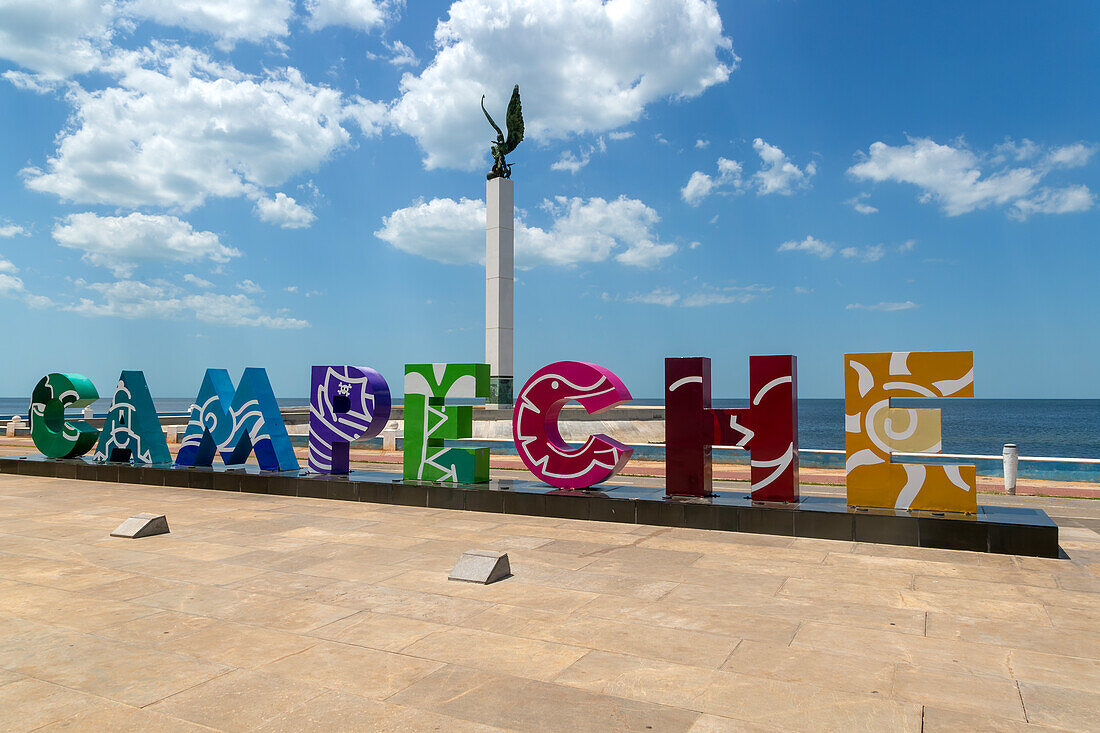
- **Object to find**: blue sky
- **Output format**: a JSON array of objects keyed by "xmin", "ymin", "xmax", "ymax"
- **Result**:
[{"xmin": 0, "ymin": 0, "xmax": 1097, "ymax": 400}]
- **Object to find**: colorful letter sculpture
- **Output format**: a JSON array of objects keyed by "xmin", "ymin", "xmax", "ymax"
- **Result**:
[
  {"xmin": 666, "ymin": 356, "xmax": 799, "ymax": 501},
  {"xmin": 513, "ymin": 361, "xmax": 633, "ymax": 489},
  {"xmin": 308, "ymin": 365, "xmax": 391, "ymax": 474},
  {"xmin": 404, "ymin": 363, "xmax": 490, "ymax": 483},
  {"xmin": 29, "ymin": 373, "xmax": 99, "ymax": 459},
  {"xmin": 176, "ymin": 368, "xmax": 300, "ymax": 472},
  {"xmin": 93, "ymin": 371, "xmax": 171, "ymax": 464},
  {"xmin": 845, "ymin": 351, "xmax": 976, "ymax": 513}
]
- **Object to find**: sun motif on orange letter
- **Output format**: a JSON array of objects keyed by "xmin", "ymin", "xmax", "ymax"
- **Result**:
[{"xmin": 844, "ymin": 351, "xmax": 976, "ymax": 514}]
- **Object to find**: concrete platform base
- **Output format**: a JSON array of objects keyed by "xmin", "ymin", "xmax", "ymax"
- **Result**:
[{"xmin": 0, "ymin": 456, "xmax": 1059, "ymax": 557}]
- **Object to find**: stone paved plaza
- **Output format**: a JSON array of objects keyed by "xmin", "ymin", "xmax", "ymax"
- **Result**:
[{"xmin": 0, "ymin": 473, "xmax": 1097, "ymax": 731}]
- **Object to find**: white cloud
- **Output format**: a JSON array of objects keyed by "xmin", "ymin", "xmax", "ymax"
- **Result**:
[
  {"xmin": 846, "ymin": 301, "xmax": 919, "ymax": 312},
  {"xmin": 623, "ymin": 283, "xmax": 769, "ymax": 307},
  {"xmin": 684, "ymin": 140, "xmax": 814, "ymax": 204},
  {"xmin": 285, "ymin": 285, "xmax": 299, "ymax": 293},
  {"xmin": 848, "ymin": 136, "xmax": 1096, "ymax": 218},
  {"xmin": 777, "ymin": 236, "xmax": 834, "ymax": 259},
  {"xmin": 839, "ymin": 244, "xmax": 884, "ymax": 263},
  {"xmin": 780, "ymin": 236, "xmax": 895, "ymax": 263},
  {"xmin": 375, "ymin": 194, "xmax": 676, "ymax": 268},
  {"xmin": 682, "ymin": 285, "xmax": 770, "ymax": 307},
  {"xmin": 626, "ymin": 287, "xmax": 681, "ymax": 307},
  {"xmin": 0, "ymin": 272, "xmax": 25, "ymax": 295},
  {"xmin": 0, "ymin": 0, "xmax": 307, "ymax": 82},
  {"xmin": 551, "ymin": 138, "xmax": 606, "ymax": 174},
  {"xmin": 846, "ymin": 193, "xmax": 878, "ymax": 215},
  {"xmin": 794, "ymin": 286, "xmax": 812, "ymax": 294},
  {"xmin": 306, "ymin": 0, "xmax": 399, "ymax": 32},
  {"xmin": 253, "ymin": 192, "xmax": 317, "ymax": 229},
  {"xmin": 125, "ymin": 0, "xmax": 295, "ymax": 47},
  {"xmin": 21, "ymin": 44, "xmax": 386, "ymax": 216},
  {"xmin": 1011, "ymin": 185, "xmax": 1095, "ymax": 220},
  {"xmin": 0, "ymin": 258, "xmax": 51, "ymax": 307},
  {"xmin": 67, "ymin": 278, "xmax": 307, "ymax": 328},
  {"xmin": 237, "ymin": 279, "xmax": 263, "ymax": 294},
  {"xmin": 1048, "ymin": 143, "xmax": 1095, "ymax": 168},
  {"xmin": 0, "ymin": 0, "xmax": 116, "ymax": 79},
  {"xmin": 367, "ymin": 39, "xmax": 418, "ymax": 67},
  {"xmin": 2, "ymin": 70, "xmax": 63, "ymax": 94},
  {"xmin": 389, "ymin": 0, "xmax": 735, "ymax": 170},
  {"xmin": 183, "ymin": 273, "xmax": 213, "ymax": 288},
  {"xmin": 0, "ymin": 222, "xmax": 26, "ymax": 237},
  {"xmin": 52, "ymin": 212, "xmax": 239, "ymax": 276},
  {"xmin": 608, "ymin": 131, "xmax": 634, "ymax": 141},
  {"xmin": 681, "ymin": 157, "xmax": 742, "ymax": 206},
  {"xmin": 752, "ymin": 138, "xmax": 816, "ymax": 195},
  {"xmin": 695, "ymin": 139, "xmax": 709, "ymax": 149}
]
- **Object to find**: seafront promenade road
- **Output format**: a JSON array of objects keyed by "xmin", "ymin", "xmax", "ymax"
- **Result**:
[{"xmin": 0, "ymin": 470, "xmax": 1097, "ymax": 731}]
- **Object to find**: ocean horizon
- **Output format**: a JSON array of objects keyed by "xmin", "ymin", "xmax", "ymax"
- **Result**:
[{"xmin": 2, "ymin": 397, "xmax": 1096, "ymax": 460}]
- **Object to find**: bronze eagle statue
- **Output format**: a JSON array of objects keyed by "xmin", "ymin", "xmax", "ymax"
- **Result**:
[{"xmin": 482, "ymin": 84, "xmax": 523, "ymax": 180}]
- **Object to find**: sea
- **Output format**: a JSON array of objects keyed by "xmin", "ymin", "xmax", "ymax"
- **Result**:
[{"xmin": 1, "ymin": 397, "xmax": 1097, "ymax": 460}]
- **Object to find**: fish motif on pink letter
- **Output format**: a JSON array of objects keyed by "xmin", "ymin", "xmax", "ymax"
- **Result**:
[{"xmin": 513, "ymin": 361, "xmax": 633, "ymax": 489}]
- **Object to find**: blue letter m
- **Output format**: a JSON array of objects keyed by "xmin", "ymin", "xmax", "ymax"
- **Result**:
[{"xmin": 175, "ymin": 368, "xmax": 299, "ymax": 472}]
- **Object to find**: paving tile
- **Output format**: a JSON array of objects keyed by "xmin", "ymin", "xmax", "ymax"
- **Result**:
[
  {"xmin": 380, "ymin": 568, "xmax": 598, "ymax": 613},
  {"xmin": 95, "ymin": 610, "xmax": 217, "ymax": 645},
  {"xmin": 1043, "ymin": 603, "xmax": 1100, "ymax": 633},
  {"xmin": 0, "ymin": 580, "xmax": 160, "ymax": 632},
  {"xmin": 37, "ymin": 702, "xmax": 214, "ymax": 732},
  {"xmin": 640, "ymin": 533, "xmax": 826, "ymax": 561},
  {"xmin": 1053, "ymin": 573, "xmax": 1100, "ymax": 592},
  {"xmin": 157, "ymin": 619, "xmax": 319, "ymax": 667},
  {"xmin": 388, "ymin": 663, "xmax": 701, "ymax": 732},
  {"xmin": 0, "ymin": 678, "xmax": 109, "ymax": 732},
  {"xmin": 258, "ymin": 640, "xmax": 443, "ymax": 699},
  {"xmin": 309, "ymin": 610, "xmax": 449, "ymax": 651},
  {"xmin": 255, "ymin": 690, "xmax": 510, "ymax": 732},
  {"xmin": 510, "ymin": 563, "xmax": 680, "ymax": 601},
  {"xmin": 659, "ymin": 578, "xmax": 786, "ymax": 607},
  {"xmin": 2, "ymin": 625, "xmax": 228, "ymax": 706},
  {"xmin": 921, "ymin": 705, "xmax": 1074, "ymax": 732},
  {"xmin": 693, "ymin": 669, "xmax": 921, "ymax": 732},
  {"xmin": 148, "ymin": 669, "xmax": 323, "ymax": 729},
  {"xmin": 1018, "ymin": 681, "xmax": 1100, "ymax": 730},
  {"xmin": 890, "ymin": 666, "xmax": 1026, "ymax": 720},
  {"xmin": 299, "ymin": 552, "xmax": 421, "ymax": 581},
  {"xmin": 466, "ymin": 604, "xmax": 738, "ymax": 668},
  {"xmin": 721, "ymin": 639, "xmax": 895, "ymax": 696},
  {"xmin": 823, "ymin": 552, "xmax": 1060, "ymax": 589},
  {"xmin": 1007, "ymin": 647, "xmax": 1100, "ymax": 693},
  {"xmin": 554, "ymin": 649, "xmax": 719, "ymax": 709},
  {"xmin": 402, "ymin": 626, "xmax": 588, "ymax": 681},
  {"xmin": 576, "ymin": 594, "xmax": 808, "ymax": 646},
  {"xmin": 225, "ymin": 569, "xmax": 341, "ymax": 598},
  {"xmin": 134, "ymin": 583, "xmax": 355, "ymax": 633},
  {"xmin": 687, "ymin": 713, "xmax": 788, "ymax": 732},
  {"xmin": 791, "ymin": 621, "xmax": 1013, "ymax": 677},
  {"xmin": 299, "ymin": 581, "xmax": 494, "ymax": 623},
  {"xmin": 925, "ymin": 612, "xmax": 1100, "ymax": 659}
]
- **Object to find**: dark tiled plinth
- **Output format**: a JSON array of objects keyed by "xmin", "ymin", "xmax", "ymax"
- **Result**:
[{"xmin": 0, "ymin": 456, "xmax": 1059, "ymax": 558}]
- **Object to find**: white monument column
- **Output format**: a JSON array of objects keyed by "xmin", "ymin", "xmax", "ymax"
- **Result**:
[{"xmin": 486, "ymin": 177, "xmax": 514, "ymax": 407}]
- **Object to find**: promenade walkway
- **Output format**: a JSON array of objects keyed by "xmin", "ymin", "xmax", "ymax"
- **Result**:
[{"xmin": 0, "ymin": 471, "xmax": 1096, "ymax": 731}]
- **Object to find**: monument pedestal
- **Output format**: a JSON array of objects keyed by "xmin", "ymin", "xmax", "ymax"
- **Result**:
[
  {"xmin": 486, "ymin": 177, "xmax": 514, "ymax": 407},
  {"xmin": 1, "ymin": 456, "xmax": 1059, "ymax": 558}
]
